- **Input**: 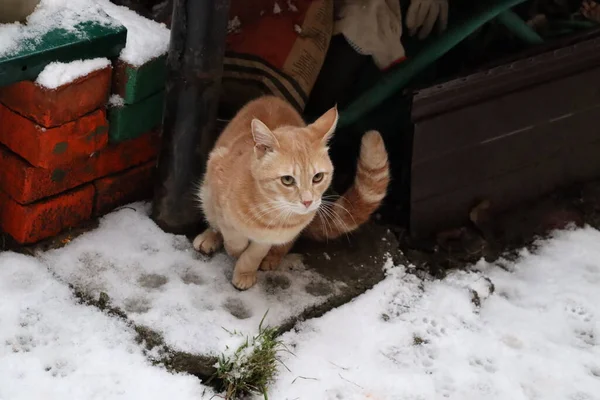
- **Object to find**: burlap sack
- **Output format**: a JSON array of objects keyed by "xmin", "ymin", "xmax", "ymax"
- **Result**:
[{"xmin": 222, "ymin": 0, "xmax": 334, "ymax": 114}]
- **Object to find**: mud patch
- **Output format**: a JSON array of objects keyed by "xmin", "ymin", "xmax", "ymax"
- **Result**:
[
  {"xmin": 305, "ymin": 281, "xmax": 333, "ymax": 297},
  {"xmin": 263, "ymin": 274, "xmax": 291, "ymax": 294},
  {"xmin": 124, "ymin": 297, "xmax": 152, "ymax": 314},
  {"xmin": 223, "ymin": 297, "xmax": 252, "ymax": 320},
  {"xmin": 181, "ymin": 271, "xmax": 204, "ymax": 286},
  {"xmin": 172, "ymin": 236, "xmax": 193, "ymax": 251},
  {"xmin": 138, "ymin": 274, "xmax": 168, "ymax": 289}
]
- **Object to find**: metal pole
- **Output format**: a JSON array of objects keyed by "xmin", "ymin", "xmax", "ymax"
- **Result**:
[{"xmin": 152, "ymin": 0, "xmax": 230, "ymax": 234}]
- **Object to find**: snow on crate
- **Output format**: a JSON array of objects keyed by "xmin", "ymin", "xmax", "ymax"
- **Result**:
[
  {"xmin": 0, "ymin": 252, "xmax": 212, "ymax": 400},
  {"xmin": 269, "ymin": 227, "xmax": 600, "ymax": 399},
  {"xmin": 39, "ymin": 202, "xmax": 345, "ymax": 356},
  {"xmin": 0, "ymin": 0, "xmax": 118, "ymax": 58},
  {"xmin": 36, "ymin": 58, "xmax": 111, "ymax": 89},
  {"xmin": 98, "ymin": 0, "xmax": 170, "ymax": 66},
  {"xmin": 0, "ymin": 0, "xmax": 169, "ymax": 67}
]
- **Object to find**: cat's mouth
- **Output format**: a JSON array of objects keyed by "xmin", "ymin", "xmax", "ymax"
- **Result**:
[{"xmin": 292, "ymin": 200, "xmax": 321, "ymax": 215}]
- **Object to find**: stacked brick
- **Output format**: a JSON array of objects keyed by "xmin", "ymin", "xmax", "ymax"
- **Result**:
[{"xmin": 0, "ymin": 61, "xmax": 164, "ymax": 244}]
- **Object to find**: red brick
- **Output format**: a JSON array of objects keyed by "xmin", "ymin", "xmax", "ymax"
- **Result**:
[
  {"xmin": 0, "ymin": 105, "xmax": 108, "ymax": 168},
  {"xmin": 93, "ymin": 161, "xmax": 156, "ymax": 216},
  {"xmin": 95, "ymin": 130, "xmax": 161, "ymax": 177},
  {"xmin": 0, "ymin": 185, "xmax": 94, "ymax": 244},
  {"xmin": 0, "ymin": 66, "xmax": 112, "ymax": 128},
  {"xmin": 0, "ymin": 131, "xmax": 160, "ymax": 204}
]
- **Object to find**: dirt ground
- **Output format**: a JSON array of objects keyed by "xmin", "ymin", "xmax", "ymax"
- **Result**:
[{"xmin": 389, "ymin": 178, "xmax": 600, "ymax": 279}]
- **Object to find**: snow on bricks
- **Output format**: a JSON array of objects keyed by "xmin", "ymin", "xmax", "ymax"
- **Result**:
[
  {"xmin": 0, "ymin": 105, "xmax": 109, "ymax": 169},
  {"xmin": 93, "ymin": 161, "xmax": 156, "ymax": 216},
  {"xmin": 0, "ymin": 131, "xmax": 160, "ymax": 205},
  {"xmin": 0, "ymin": 64, "xmax": 112, "ymax": 128},
  {"xmin": 0, "ymin": 185, "xmax": 94, "ymax": 244}
]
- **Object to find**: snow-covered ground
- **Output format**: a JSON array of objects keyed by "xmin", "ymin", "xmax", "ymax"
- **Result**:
[
  {"xmin": 2, "ymin": 204, "xmax": 600, "ymax": 399},
  {"xmin": 270, "ymin": 227, "xmax": 600, "ymax": 399},
  {"xmin": 38, "ymin": 203, "xmax": 346, "ymax": 356},
  {"xmin": 0, "ymin": 252, "xmax": 213, "ymax": 400}
]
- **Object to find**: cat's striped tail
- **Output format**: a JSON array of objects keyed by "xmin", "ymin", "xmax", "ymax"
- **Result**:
[{"xmin": 303, "ymin": 130, "xmax": 390, "ymax": 241}]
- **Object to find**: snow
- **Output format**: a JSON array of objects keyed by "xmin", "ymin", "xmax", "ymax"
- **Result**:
[
  {"xmin": 0, "ymin": 0, "xmax": 118, "ymax": 58},
  {"xmin": 108, "ymin": 94, "xmax": 125, "ymax": 107},
  {"xmin": 269, "ymin": 227, "xmax": 600, "ymax": 399},
  {"xmin": 97, "ymin": 0, "xmax": 170, "ymax": 66},
  {"xmin": 39, "ymin": 202, "xmax": 346, "ymax": 356},
  {"xmin": 0, "ymin": 0, "xmax": 169, "ymax": 67},
  {"xmin": 0, "ymin": 251, "xmax": 213, "ymax": 400},
  {"xmin": 3, "ymin": 190, "xmax": 600, "ymax": 398},
  {"xmin": 35, "ymin": 57, "xmax": 110, "ymax": 89}
]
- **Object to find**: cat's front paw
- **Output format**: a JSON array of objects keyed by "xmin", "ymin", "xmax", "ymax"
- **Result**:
[
  {"xmin": 192, "ymin": 229, "xmax": 223, "ymax": 255},
  {"xmin": 232, "ymin": 271, "xmax": 257, "ymax": 290}
]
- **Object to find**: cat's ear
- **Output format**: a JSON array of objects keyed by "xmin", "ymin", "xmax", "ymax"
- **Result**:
[
  {"xmin": 251, "ymin": 118, "xmax": 279, "ymax": 157},
  {"xmin": 310, "ymin": 105, "xmax": 338, "ymax": 145}
]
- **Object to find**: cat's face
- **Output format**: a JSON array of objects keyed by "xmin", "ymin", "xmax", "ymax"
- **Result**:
[{"xmin": 250, "ymin": 107, "xmax": 338, "ymax": 216}]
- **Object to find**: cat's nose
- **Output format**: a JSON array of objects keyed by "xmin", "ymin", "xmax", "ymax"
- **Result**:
[{"xmin": 302, "ymin": 200, "xmax": 313, "ymax": 208}]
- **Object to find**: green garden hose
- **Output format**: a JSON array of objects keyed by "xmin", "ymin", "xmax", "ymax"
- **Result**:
[
  {"xmin": 338, "ymin": 0, "xmax": 533, "ymax": 128},
  {"xmin": 497, "ymin": 10, "xmax": 544, "ymax": 45}
]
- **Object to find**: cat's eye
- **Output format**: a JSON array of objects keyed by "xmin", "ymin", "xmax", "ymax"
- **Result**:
[
  {"xmin": 281, "ymin": 175, "xmax": 295, "ymax": 186},
  {"xmin": 313, "ymin": 172, "xmax": 324, "ymax": 183}
]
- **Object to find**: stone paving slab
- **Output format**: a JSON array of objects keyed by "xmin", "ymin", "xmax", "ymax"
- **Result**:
[{"xmin": 36, "ymin": 203, "xmax": 398, "ymax": 379}]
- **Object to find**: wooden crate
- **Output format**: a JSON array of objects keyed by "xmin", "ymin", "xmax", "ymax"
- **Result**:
[{"xmin": 409, "ymin": 32, "xmax": 600, "ymax": 238}]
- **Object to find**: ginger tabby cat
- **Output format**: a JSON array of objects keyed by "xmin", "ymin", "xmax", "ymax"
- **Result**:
[{"xmin": 193, "ymin": 96, "xmax": 390, "ymax": 290}]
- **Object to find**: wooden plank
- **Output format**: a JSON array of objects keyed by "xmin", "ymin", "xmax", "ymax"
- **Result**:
[
  {"xmin": 411, "ymin": 104, "xmax": 600, "ymax": 200},
  {"xmin": 410, "ymin": 133, "xmax": 600, "ymax": 237},
  {"xmin": 411, "ymin": 67, "xmax": 600, "ymax": 164}
]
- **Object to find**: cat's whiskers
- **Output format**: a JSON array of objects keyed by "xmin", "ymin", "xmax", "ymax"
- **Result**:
[
  {"xmin": 243, "ymin": 201, "xmax": 288, "ymax": 226},
  {"xmin": 319, "ymin": 203, "xmax": 352, "ymax": 241},
  {"xmin": 321, "ymin": 199, "xmax": 357, "ymax": 227},
  {"xmin": 314, "ymin": 207, "xmax": 334, "ymax": 241},
  {"xmin": 263, "ymin": 200, "xmax": 297, "ymax": 228},
  {"xmin": 316, "ymin": 209, "xmax": 329, "ymax": 238}
]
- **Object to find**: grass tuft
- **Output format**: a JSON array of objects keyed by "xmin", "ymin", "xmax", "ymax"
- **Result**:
[{"xmin": 213, "ymin": 311, "xmax": 289, "ymax": 399}]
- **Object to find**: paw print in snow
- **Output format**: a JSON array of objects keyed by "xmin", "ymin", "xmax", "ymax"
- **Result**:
[
  {"xmin": 8, "ymin": 334, "xmax": 35, "ymax": 353},
  {"xmin": 469, "ymin": 356, "xmax": 497, "ymax": 373},
  {"xmin": 422, "ymin": 317, "xmax": 447, "ymax": 338},
  {"xmin": 434, "ymin": 375, "xmax": 456, "ymax": 398},
  {"xmin": 564, "ymin": 301, "xmax": 594, "ymax": 323},
  {"xmin": 413, "ymin": 343, "xmax": 438, "ymax": 369},
  {"xmin": 574, "ymin": 328, "xmax": 596, "ymax": 347},
  {"xmin": 45, "ymin": 359, "xmax": 74, "ymax": 378}
]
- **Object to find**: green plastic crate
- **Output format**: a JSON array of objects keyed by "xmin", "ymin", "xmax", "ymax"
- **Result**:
[{"xmin": 0, "ymin": 12, "xmax": 126, "ymax": 87}]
